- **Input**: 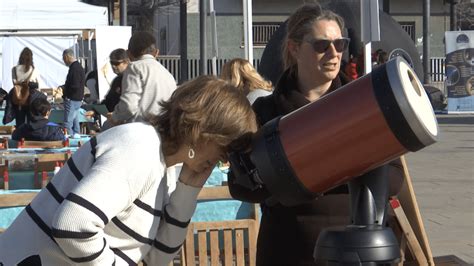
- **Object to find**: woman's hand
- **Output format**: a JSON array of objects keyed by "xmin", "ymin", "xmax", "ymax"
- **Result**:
[{"xmin": 178, "ymin": 163, "xmax": 214, "ymax": 188}]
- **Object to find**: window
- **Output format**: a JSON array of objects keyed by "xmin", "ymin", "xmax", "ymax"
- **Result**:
[
  {"xmin": 248, "ymin": 22, "xmax": 281, "ymax": 46},
  {"xmin": 399, "ymin": 21, "xmax": 416, "ymax": 42}
]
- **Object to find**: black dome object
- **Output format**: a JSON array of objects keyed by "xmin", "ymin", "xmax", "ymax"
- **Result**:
[{"xmin": 258, "ymin": 1, "xmax": 423, "ymax": 84}]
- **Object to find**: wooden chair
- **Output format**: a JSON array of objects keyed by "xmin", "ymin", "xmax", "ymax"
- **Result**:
[
  {"xmin": 182, "ymin": 186, "xmax": 260, "ymax": 266},
  {"xmin": 0, "ymin": 192, "xmax": 38, "ymax": 233},
  {"xmin": 34, "ymin": 153, "xmax": 71, "ymax": 188}
]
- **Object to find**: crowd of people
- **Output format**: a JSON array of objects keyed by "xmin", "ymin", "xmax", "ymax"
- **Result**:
[{"xmin": 0, "ymin": 2, "xmax": 402, "ymax": 265}]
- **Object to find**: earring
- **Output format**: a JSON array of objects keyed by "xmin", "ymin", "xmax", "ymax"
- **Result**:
[{"xmin": 188, "ymin": 148, "xmax": 195, "ymax": 159}]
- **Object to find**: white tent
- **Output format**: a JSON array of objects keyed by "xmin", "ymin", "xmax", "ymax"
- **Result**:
[
  {"xmin": 0, "ymin": 0, "xmax": 108, "ymax": 91},
  {"xmin": 0, "ymin": 0, "xmax": 108, "ymax": 31}
]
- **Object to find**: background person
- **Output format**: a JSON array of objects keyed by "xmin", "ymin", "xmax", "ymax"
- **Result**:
[
  {"xmin": 3, "ymin": 47, "xmax": 46, "ymax": 127},
  {"xmin": 85, "ymin": 48, "xmax": 131, "ymax": 132},
  {"xmin": 61, "ymin": 49, "xmax": 85, "ymax": 137},
  {"xmin": 376, "ymin": 50, "xmax": 389, "ymax": 66},
  {"xmin": 11, "ymin": 97, "xmax": 65, "ymax": 141},
  {"xmin": 12, "ymin": 47, "xmax": 42, "ymax": 89},
  {"xmin": 228, "ymin": 3, "xmax": 403, "ymax": 265},
  {"xmin": 109, "ymin": 31, "xmax": 176, "ymax": 126},
  {"xmin": 220, "ymin": 58, "xmax": 273, "ymax": 104},
  {"xmin": 103, "ymin": 48, "xmax": 130, "ymax": 112},
  {"xmin": 0, "ymin": 75, "xmax": 257, "ymax": 265}
]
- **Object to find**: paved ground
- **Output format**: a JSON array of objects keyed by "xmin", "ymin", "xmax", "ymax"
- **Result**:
[{"xmin": 404, "ymin": 114, "xmax": 474, "ymax": 264}]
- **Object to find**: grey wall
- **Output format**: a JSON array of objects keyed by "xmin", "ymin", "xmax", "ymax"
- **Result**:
[
  {"xmin": 389, "ymin": 0, "xmax": 450, "ymax": 57},
  {"xmin": 154, "ymin": 0, "xmax": 451, "ymax": 59},
  {"xmin": 184, "ymin": 0, "xmax": 307, "ymax": 60}
]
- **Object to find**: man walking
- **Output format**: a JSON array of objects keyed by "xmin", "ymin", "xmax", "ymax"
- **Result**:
[
  {"xmin": 109, "ymin": 31, "xmax": 176, "ymax": 125},
  {"xmin": 61, "ymin": 49, "xmax": 85, "ymax": 137}
]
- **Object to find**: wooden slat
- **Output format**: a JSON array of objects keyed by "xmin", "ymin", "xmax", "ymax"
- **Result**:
[
  {"xmin": 197, "ymin": 186, "xmax": 231, "ymax": 200},
  {"xmin": 21, "ymin": 140, "xmax": 65, "ymax": 148},
  {"xmin": 198, "ymin": 230, "xmax": 208, "ymax": 266},
  {"xmin": 191, "ymin": 219, "xmax": 253, "ymax": 231},
  {"xmin": 398, "ymin": 156, "xmax": 435, "ymax": 265},
  {"xmin": 390, "ymin": 198, "xmax": 428, "ymax": 265},
  {"xmin": 248, "ymin": 221, "xmax": 257, "ymax": 266},
  {"xmin": 0, "ymin": 192, "xmax": 38, "ymax": 207},
  {"xmin": 37, "ymin": 153, "xmax": 70, "ymax": 162},
  {"xmin": 209, "ymin": 230, "xmax": 220, "ymax": 266},
  {"xmin": 185, "ymin": 225, "xmax": 196, "ymax": 266},
  {"xmin": 1, "ymin": 163, "xmax": 9, "ymax": 190},
  {"xmin": 180, "ymin": 246, "xmax": 186, "ymax": 266},
  {"xmin": 223, "ymin": 229, "xmax": 233, "ymax": 266},
  {"xmin": 0, "ymin": 126, "xmax": 15, "ymax": 134},
  {"xmin": 235, "ymin": 229, "xmax": 245, "ymax": 266}
]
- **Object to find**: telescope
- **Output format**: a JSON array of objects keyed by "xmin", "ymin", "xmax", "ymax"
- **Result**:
[{"xmin": 229, "ymin": 57, "xmax": 438, "ymax": 264}]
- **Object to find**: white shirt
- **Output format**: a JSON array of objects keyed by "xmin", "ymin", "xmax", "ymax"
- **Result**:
[{"xmin": 112, "ymin": 55, "xmax": 176, "ymax": 123}]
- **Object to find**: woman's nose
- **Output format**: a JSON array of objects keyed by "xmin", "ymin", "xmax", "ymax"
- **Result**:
[{"xmin": 327, "ymin": 43, "xmax": 339, "ymax": 56}]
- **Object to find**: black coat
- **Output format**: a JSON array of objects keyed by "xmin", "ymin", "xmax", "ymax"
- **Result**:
[
  {"xmin": 229, "ymin": 70, "xmax": 355, "ymax": 265},
  {"xmin": 2, "ymin": 89, "xmax": 47, "ymax": 126},
  {"xmin": 12, "ymin": 117, "xmax": 65, "ymax": 141},
  {"xmin": 102, "ymin": 75, "xmax": 123, "ymax": 112},
  {"xmin": 63, "ymin": 61, "xmax": 85, "ymax": 101},
  {"xmin": 229, "ymin": 69, "xmax": 404, "ymax": 265}
]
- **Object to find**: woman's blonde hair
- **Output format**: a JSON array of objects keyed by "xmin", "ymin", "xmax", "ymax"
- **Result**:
[
  {"xmin": 220, "ymin": 58, "xmax": 272, "ymax": 95},
  {"xmin": 151, "ymin": 75, "xmax": 258, "ymax": 155},
  {"xmin": 282, "ymin": 3, "xmax": 345, "ymax": 74}
]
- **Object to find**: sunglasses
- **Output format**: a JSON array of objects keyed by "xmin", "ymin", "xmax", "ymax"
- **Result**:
[
  {"xmin": 110, "ymin": 60, "xmax": 125, "ymax": 66},
  {"xmin": 305, "ymin": 38, "xmax": 350, "ymax": 53}
]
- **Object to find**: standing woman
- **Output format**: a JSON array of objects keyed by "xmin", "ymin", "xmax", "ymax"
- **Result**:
[
  {"xmin": 220, "ymin": 58, "xmax": 273, "ymax": 104},
  {"xmin": 228, "ymin": 3, "xmax": 403, "ymax": 265},
  {"xmin": 3, "ymin": 47, "xmax": 45, "ymax": 126},
  {"xmin": 0, "ymin": 75, "xmax": 257, "ymax": 265}
]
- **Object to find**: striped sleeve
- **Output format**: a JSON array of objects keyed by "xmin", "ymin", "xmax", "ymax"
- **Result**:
[
  {"xmin": 143, "ymin": 181, "xmax": 200, "ymax": 265},
  {"xmin": 51, "ymin": 139, "xmax": 155, "ymax": 265}
]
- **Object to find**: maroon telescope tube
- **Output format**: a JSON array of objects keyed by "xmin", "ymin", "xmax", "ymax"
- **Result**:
[{"xmin": 249, "ymin": 57, "xmax": 438, "ymax": 206}]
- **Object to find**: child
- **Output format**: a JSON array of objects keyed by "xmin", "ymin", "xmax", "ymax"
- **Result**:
[{"xmin": 11, "ymin": 98, "xmax": 65, "ymax": 141}]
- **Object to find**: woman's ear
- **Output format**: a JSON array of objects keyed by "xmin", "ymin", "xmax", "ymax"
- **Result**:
[
  {"xmin": 152, "ymin": 48, "xmax": 160, "ymax": 58},
  {"xmin": 287, "ymin": 39, "xmax": 299, "ymax": 58}
]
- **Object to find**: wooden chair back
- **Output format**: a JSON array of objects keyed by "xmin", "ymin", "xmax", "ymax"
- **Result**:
[
  {"xmin": 0, "ymin": 126, "xmax": 15, "ymax": 134},
  {"xmin": 0, "ymin": 192, "xmax": 38, "ymax": 233},
  {"xmin": 182, "ymin": 186, "xmax": 260, "ymax": 266},
  {"xmin": 34, "ymin": 153, "xmax": 71, "ymax": 188},
  {"xmin": 19, "ymin": 140, "xmax": 67, "ymax": 149}
]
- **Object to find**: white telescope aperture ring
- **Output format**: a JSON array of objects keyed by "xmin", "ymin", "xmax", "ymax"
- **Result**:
[{"xmin": 385, "ymin": 57, "xmax": 438, "ymax": 147}]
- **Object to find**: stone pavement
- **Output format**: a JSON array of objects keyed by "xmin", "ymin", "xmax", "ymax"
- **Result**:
[{"xmin": 404, "ymin": 114, "xmax": 474, "ymax": 264}]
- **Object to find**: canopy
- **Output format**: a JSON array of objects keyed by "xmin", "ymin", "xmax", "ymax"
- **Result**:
[
  {"xmin": 0, "ymin": 0, "xmax": 108, "ymax": 91},
  {"xmin": 0, "ymin": 0, "xmax": 108, "ymax": 31}
]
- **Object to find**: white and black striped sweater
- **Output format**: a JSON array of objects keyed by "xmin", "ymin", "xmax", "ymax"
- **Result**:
[{"xmin": 0, "ymin": 123, "xmax": 200, "ymax": 266}]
